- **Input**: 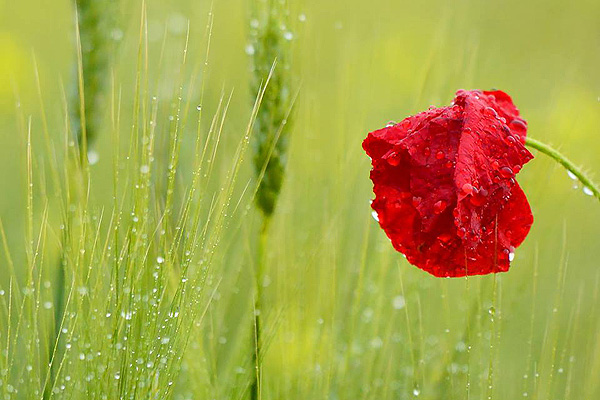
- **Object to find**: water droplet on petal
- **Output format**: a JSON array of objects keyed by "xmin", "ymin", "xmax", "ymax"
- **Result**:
[
  {"xmin": 435, "ymin": 151, "xmax": 445, "ymax": 160},
  {"xmin": 371, "ymin": 210, "xmax": 379, "ymax": 222},
  {"xmin": 433, "ymin": 200, "xmax": 447, "ymax": 214},
  {"xmin": 423, "ymin": 147, "xmax": 431, "ymax": 157},
  {"xmin": 510, "ymin": 119, "xmax": 527, "ymax": 130},
  {"xmin": 499, "ymin": 166, "xmax": 514, "ymax": 178},
  {"xmin": 438, "ymin": 233, "xmax": 452, "ymax": 244},
  {"xmin": 469, "ymin": 188, "xmax": 487, "ymax": 206},
  {"xmin": 461, "ymin": 183, "xmax": 473, "ymax": 195},
  {"xmin": 483, "ymin": 107, "xmax": 498, "ymax": 118},
  {"xmin": 386, "ymin": 152, "xmax": 400, "ymax": 166}
]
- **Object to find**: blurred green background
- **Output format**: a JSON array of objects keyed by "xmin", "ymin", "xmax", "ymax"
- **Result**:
[{"xmin": 1, "ymin": 0, "xmax": 600, "ymax": 398}]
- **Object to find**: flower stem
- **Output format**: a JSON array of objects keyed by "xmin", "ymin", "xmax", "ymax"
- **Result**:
[{"xmin": 525, "ymin": 137, "xmax": 600, "ymax": 202}]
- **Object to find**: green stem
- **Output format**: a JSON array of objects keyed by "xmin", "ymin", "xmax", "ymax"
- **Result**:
[
  {"xmin": 525, "ymin": 137, "xmax": 600, "ymax": 202},
  {"xmin": 251, "ymin": 217, "xmax": 270, "ymax": 400}
]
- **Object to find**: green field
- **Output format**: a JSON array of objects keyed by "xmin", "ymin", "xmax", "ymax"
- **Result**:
[{"xmin": 1, "ymin": 0, "xmax": 600, "ymax": 398}]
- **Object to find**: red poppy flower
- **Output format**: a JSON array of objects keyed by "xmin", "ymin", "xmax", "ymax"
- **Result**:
[{"xmin": 363, "ymin": 89, "xmax": 533, "ymax": 277}]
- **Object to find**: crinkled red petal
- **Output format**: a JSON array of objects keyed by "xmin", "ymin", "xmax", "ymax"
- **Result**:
[{"xmin": 363, "ymin": 89, "xmax": 534, "ymax": 277}]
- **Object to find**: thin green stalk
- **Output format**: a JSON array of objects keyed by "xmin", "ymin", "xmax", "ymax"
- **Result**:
[
  {"xmin": 251, "ymin": 217, "xmax": 270, "ymax": 400},
  {"xmin": 248, "ymin": 1, "xmax": 295, "ymax": 399},
  {"xmin": 46, "ymin": 2, "xmax": 119, "ymax": 397},
  {"xmin": 525, "ymin": 137, "xmax": 600, "ymax": 202}
]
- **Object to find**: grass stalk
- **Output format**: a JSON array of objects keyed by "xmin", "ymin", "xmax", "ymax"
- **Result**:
[{"xmin": 248, "ymin": 1, "xmax": 296, "ymax": 398}]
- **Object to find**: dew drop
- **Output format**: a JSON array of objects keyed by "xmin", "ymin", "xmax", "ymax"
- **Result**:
[
  {"xmin": 483, "ymin": 107, "xmax": 498, "ymax": 118},
  {"xmin": 469, "ymin": 188, "xmax": 487, "ymax": 206},
  {"xmin": 583, "ymin": 186, "xmax": 593, "ymax": 196},
  {"xmin": 435, "ymin": 151, "xmax": 445, "ymax": 160},
  {"xmin": 461, "ymin": 183, "xmax": 473, "ymax": 195},
  {"xmin": 392, "ymin": 295, "xmax": 406, "ymax": 310},
  {"xmin": 509, "ymin": 251, "xmax": 515, "ymax": 262},
  {"xmin": 510, "ymin": 119, "xmax": 527, "ymax": 130},
  {"xmin": 412, "ymin": 196, "xmax": 422, "ymax": 207},
  {"xmin": 371, "ymin": 210, "xmax": 379, "ymax": 222},
  {"xmin": 386, "ymin": 121, "xmax": 396, "ymax": 127},
  {"xmin": 499, "ymin": 166, "xmax": 514, "ymax": 178},
  {"xmin": 564, "ymin": 171, "xmax": 576, "ymax": 180},
  {"xmin": 111, "ymin": 28, "xmax": 123, "ymax": 41},
  {"xmin": 87, "ymin": 150, "xmax": 99, "ymax": 165},
  {"xmin": 245, "ymin": 44, "xmax": 255, "ymax": 55},
  {"xmin": 386, "ymin": 152, "xmax": 400, "ymax": 166},
  {"xmin": 433, "ymin": 200, "xmax": 447, "ymax": 214},
  {"xmin": 423, "ymin": 147, "xmax": 431, "ymax": 157},
  {"xmin": 438, "ymin": 233, "xmax": 452, "ymax": 244}
]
